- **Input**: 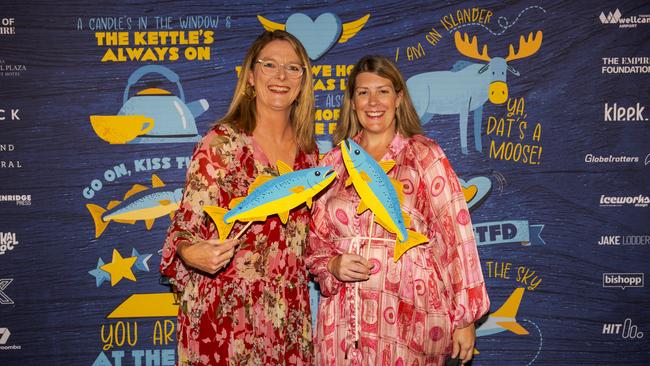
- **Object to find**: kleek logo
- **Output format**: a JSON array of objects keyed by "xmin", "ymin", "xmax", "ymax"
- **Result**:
[
  {"xmin": 599, "ymin": 9, "xmax": 650, "ymax": 28},
  {"xmin": 0, "ymin": 232, "xmax": 18, "ymax": 255},
  {"xmin": 602, "ymin": 273, "xmax": 644, "ymax": 289},
  {"xmin": 602, "ymin": 319, "xmax": 644, "ymax": 339},
  {"xmin": 598, "ymin": 235, "xmax": 650, "ymax": 246},
  {"xmin": 599, "ymin": 194, "xmax": 650, "ymax": 208},
  {"xmin": 604, "ymin": 102, "xmax": 647, "ymax": 122},
  {"xmin": 584, "ymin": 154, "xmax": 640, "ymax": 164},
  {"xmin": 0, "ymin": 194, "xmax": 31, "ymax": 206},
  {"xmin": 0, "ymin": 108, "xmax": 20, "ymax": 121},
  {"xmin": 0, "ymin": 279, "xmax": 13, "ymax": 305},
  {"xmin": 0, "ymin": 327, "xmax": 21, "ymax": 350},
  {"xmin": 0, "ymin": 18, "xmax": 15, "ymax": 35}
]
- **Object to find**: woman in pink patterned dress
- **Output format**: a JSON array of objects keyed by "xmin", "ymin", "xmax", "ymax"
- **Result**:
[
  {"xmin": 160, "ymin": 30, "xmax": 316, "ymax": 365},
  {"xmin": 307, "ymin": 55, "xmax": 490, "ymax": 366}
]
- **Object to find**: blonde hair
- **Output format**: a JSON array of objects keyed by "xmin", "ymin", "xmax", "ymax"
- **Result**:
[
  {"xmin": 218, "ymin": 30, "xmax": 316, "ymax": 153},
  {"xmin": 334, "ymin": 55, "xmax": 423, "ymax": 144}
]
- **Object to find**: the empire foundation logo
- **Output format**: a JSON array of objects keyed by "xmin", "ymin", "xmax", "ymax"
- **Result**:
[
  {"xmin": 0, "ymin": 18, "xmax": 15, "ymax": 35},
  {"xmin": 599, "ymin": 194, "xmax": 650, "ymax": 208}
]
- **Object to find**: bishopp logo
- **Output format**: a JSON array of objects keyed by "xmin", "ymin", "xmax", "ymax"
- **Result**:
[
  {"xmin": 599, "ymin": 9, "xmax": 650, "ymax": 28},
  {"xmin": 603, "ymin": 102, "xmax": 647, "ymax": 122},
  {"xmin": 599, "ymin": 194, "xmax": 650, "ymax": 208},
  {"xmin": 602, "ymin": 273, "xmax": 644, "ymax": 289},
  {"xmin": 257, "ymin": 12, "xmax": 370, "ymax": 60},
  {"xmin": 602, "ymin": 319, "xmax": 644, "ymax": 339}
]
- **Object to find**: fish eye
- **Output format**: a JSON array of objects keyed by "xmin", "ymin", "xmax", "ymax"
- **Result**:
[
  {"xmin": 354, "ymin": 149, "xmax": 360, "ymax": 155},
  {"xmin": 315, "ymin": 171, "xmax": 321, "ymax": 176}
]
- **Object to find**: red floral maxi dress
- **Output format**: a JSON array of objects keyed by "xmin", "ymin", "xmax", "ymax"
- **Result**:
[
  {"xmin": 160, "ymin": 124, "xmax": 315, "ymax": 366},
  {"xmin": 306, "ymin": 133, "xmax": 490, "ymax": 366}
]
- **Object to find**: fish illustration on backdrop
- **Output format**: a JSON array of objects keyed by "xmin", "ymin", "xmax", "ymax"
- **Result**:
[
  {"xmin": 340, "ymin": 139, "xmax": 429, "ymax": 261},
  {"xmin": 204, "ymin": 161, "xmax": 336, "ymax": 241},
  {"xmin": 87, "ymin": 174, "xmax": 183, "ymax": 238}
]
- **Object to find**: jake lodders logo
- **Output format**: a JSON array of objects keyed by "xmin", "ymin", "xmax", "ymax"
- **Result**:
[
  {"xmin": 597, "ymin": 235, "xmax": 650, "ymax": 246},
  {"xmin": 602, "ymin": 273, "xmax": 644, "ymax": 289}
]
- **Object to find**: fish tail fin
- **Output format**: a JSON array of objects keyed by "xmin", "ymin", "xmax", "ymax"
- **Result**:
[
  {"xmin": 203, "ymin": 206, "xmax": 234, "ymax": 241},
  {"xmin": 86, "ymin": 203, "xmax": 109, "ymax": 238},
  {"xmin": 393, "ymin": 229, "xmax": 429, "ymax": 261}
]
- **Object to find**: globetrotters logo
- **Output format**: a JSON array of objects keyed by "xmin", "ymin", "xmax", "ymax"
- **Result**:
[{"xmin": 602, "ymin": 273, "xmax": 644, "ymax": 289}]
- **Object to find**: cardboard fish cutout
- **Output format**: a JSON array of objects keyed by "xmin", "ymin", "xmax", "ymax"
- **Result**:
[
  {"xmin": 204, "ymin": 161, "xmax": 336, "ymax": 241},
  {"xmin": 340, "ymin": 139, "xmax": 429, "ymax": 260},
  {"xmin": 87, "ymin": 174, "xmax": 183, "ymax": 238}
]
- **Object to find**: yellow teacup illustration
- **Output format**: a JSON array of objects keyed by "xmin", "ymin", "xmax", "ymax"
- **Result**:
[{"xmin": 90, "ymin": 115, "xmax": 155, "ymax": 144}]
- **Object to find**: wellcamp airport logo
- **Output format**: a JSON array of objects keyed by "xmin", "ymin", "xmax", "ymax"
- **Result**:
[
  {"xmin": 0, "ymin": 327, "xmax": 21, "ymax": 350},
  {"xmin": 599, "ymin": 9, "xmax": 650, "ymax": 28},
  {"xmin": 603, "ymin": 102, "xmax": 647, "ymax": 122},
  {"xmin": 602, "ymin": 273, "xmax": 644, "ymax": 289},
  {"xmin": 602, "ymin": 319, "xmax": 644, "ymax": 339},
  {"xmin": 599, "ymin": 194, "xmax": 650, "ymax": 208}
]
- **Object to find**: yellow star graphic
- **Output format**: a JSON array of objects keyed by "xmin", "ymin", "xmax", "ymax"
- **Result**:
[{"xmin": 100, "ymin": 249, "xmax": 138, "ymax": 286}]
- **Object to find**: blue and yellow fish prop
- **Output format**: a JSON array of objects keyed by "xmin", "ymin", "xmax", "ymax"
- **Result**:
[
  {"xmin": 340, "ymin": 139, "xmax": 429, "ymax": 261},
  {"xmin": 87, "ymin": 174, "xmax": 183, "ymax": 238},
  {"xmin": 204, "ymin": 161, "xmax": 336, "ymax": 241}
]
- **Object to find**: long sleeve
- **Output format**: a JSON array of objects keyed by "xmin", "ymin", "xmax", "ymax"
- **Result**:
[
  {"xmin": 415, "ymin": 137, "xmax": 490, "ymax": 329},
  {"xmin": 159, "ymin": 126, "xmax": 234, "ymax": 293},
  {"xmin": 305, "ymin": 151, "xmax": 345, "ymax": 297}
]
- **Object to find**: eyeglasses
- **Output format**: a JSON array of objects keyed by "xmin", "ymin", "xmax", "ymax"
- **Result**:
[{"xmin": 256, "ymin": 59, "xmax": 306, "ymax": 79}]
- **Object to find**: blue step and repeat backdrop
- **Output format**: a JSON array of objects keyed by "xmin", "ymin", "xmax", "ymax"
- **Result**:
[{"xmin": 1, "ymin": 0, "xmax": 649, "ymax": 365}]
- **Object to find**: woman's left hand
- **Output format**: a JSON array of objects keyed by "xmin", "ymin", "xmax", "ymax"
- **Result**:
[{"xmin": 451, "ymin": 323, "xmax": 476, "ymax": 364}]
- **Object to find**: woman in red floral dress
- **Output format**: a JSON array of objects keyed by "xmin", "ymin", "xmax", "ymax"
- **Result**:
[
  {"xmin": 307, "ymin": 56, "xmax": 490, "ymax": 365},
  {"xmin": 160, "ymin": 30, "xmax": 316, "ymax": 365}
]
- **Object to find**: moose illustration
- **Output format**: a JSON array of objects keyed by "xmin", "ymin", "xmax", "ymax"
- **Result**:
[{"xmin": 406, "ymin": 31, "xmax": 543, "ymax": 154}]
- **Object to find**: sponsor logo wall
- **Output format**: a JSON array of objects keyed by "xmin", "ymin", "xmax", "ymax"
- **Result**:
[{"xmin": 0, "ymin": 1, "xmax": 649, "ymax": 365}]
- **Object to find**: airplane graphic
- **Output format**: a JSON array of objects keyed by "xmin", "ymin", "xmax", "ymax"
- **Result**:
[{"xmin": 477, "ymin": 287, "xmax": 529, "ymax": 338}]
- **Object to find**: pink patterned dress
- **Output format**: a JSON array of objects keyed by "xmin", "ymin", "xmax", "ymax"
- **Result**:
[
  {"xmin": 160, "ymin": 124, "xmax": 315, "ymax": 366},
  {"xmin": 306, "ymin": 133, "xmax": 489, "ymax": 366}
]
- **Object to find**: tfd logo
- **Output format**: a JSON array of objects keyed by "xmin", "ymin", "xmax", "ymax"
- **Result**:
[{"xmin": 602, "ymin": 319, "xmax": 644, "ymax": 339}]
